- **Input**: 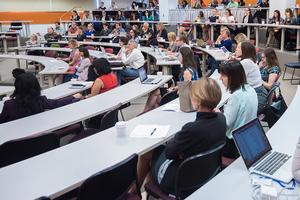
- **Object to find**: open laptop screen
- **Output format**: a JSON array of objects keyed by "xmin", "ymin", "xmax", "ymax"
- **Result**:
[
  {"xmin": 138, "ymin": 67, "xmax": 147, "ymax": 82},
  {"xmin": 232, "ymin": 118, "xmax": 272, "ymax": 168}
]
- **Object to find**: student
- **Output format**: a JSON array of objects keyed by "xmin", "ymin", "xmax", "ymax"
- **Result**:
[
  {"xmin": 0, "ymin": 73, "xmax": 79, "ymax": 123},
  {"xmin": 156, "ymin": 23, "xmax": 168, "ymax": 41},
  {"xmin": 76, "ymin": 26, "xmax": 87, "ymax": 41},
  {"xmin": 218, "ymin": 61, "xmax": 258, "ymax": 159},
  {"xmin": 259, "ymin": 48, "xmax": 281, "ymax": 90},
  {"xmin": 137, "ymin": 77, "xmax": 226, "ymax": 195},
  {"xmin": 129, "ymin": 29, "xmax": 140, "ymax": 44},
  {"xmin": 143, "ymin": 47, "xmax": 198, "ymax": 113},
  {"xmin": 237, "ymin": 41, "xmax": 268, "ymax": 114},
  {"xmin": 84, "ymin": 23, "xmax": 95, "ymax": 38},
  {"xmin": 68, "ymin": 21, "xmax": 79, "ymax": 36},
  {"xmin": 116, "ymin": 40, "xmax": 145, "ymax": 84},
  {"xmin": 265, "ymin": 10, "xmax": 284, "ymax": 48},
  {"xmin": 166, "ymin": 32, "xmax": 178, "ymax": 53},
  {"xmin": 84, "ymin": 58, "xmax": 118, "ymax": 98},
  {"xmin": 76, "ymin": 47, "xmax": 92, "ymax": 81}
]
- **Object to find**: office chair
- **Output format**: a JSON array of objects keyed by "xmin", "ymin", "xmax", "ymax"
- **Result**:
[
  {"xmin": 0, "ymin": 133, "xmax": 59, "ymax": 168},
  {"xmin": 159, "ymin": 90, "xmax": 178, "ymax": 106},
  {"xmin": 77, "ymin": 154, "xmax": 141, "ymax": 200},
  {"xmin": 144, "ymin": 143, "xmax": 225, "ymax": 200},
  {"xmin": 282, "ymin": 51, "xmax": 300, "ymax": 84}
]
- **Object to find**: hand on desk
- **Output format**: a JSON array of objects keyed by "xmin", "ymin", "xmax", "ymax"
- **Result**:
[{"xmin": 73, "ymin": 93, "xmax": 83, "ymax": 99}]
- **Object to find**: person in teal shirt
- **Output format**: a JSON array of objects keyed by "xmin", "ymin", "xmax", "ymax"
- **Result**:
[
  {"xmin": 227, "ymin": 0, "xmax": 239, "ymax": 8},
  {"xmin": 143, "ymin": 10, "xmax": 154, "ymax": 21}
]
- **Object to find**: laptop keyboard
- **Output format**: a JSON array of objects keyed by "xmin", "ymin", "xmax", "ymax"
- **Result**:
[
  {"xmin": 144, "ymin": 78, "xmax": 154, "ymax": 83},
  {"xmin": 254, "ymin": 152, "xmax": 291, "ymax": 175}
]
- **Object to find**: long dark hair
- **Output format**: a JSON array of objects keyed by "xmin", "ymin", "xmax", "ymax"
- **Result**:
[
  {"xmin": 241, "ymin": 41, "xmax": 257, "ymax": 62},
  {"xmin": 179, "ymin": 47, "xmax": 197, "ymax": 76},
  {"xmin": 219, "ymin": 61, "xmax": 247, "ymax": 93},
  {"xmin": 93, "ymin": 58, "xmax": 112, "ymax": 76},
  {"xmin": 273, "ymin": 10, "xmax": 281, "ymax": 21},
  {"xmin": 11, "ymin": 72, "xmax": 43, "ymax": 116}
]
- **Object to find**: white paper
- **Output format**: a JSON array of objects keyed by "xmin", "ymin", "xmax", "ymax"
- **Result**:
[
  {"xmin": 162, "ymin": 103, "xmax": 180, "ymax": 112},
  {"xmin": 130, "ymin": 125, "xmax": 170, "ymax": 138}
]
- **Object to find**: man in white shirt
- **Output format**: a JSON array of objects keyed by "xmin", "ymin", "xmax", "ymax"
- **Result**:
[{"xmin": 117, "ymin": 39, "xmax": 145, "ymax": 84}]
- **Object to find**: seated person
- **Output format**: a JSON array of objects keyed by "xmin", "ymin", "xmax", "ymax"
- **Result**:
[
  {"xmin": 0, "ymin": 73, "xmax": 79, "ymax": 123},
  {"xmin": 99, "ymin": 22, "xmax": 111, "ymax": 38},
  {"xmin": 284, "ymin": 8, "xmax": 298, "ymax": 50},
  {"xmin": 143, "ymin": 47, "xmax": 198, "ymax": 113},
  {"xmin": 137, "ymin": 77, "xmax": 226, "ymax": 195},
  {"xmin": 76, "ymin": 47, "xmax": 92, "ymax": 81},
  {"xmin": 116, "ymin": 39, "xmax": 145, "ymax": 84},
  {"xmin": 208, "ymin": 27, "xmax": 232, "ymax": 74},
  {"xmin": 226, "ymin": 0, "xmax": 239, "ymax": 8},
  {"xmin": 235, "ymin": 7, "xmax": 254, "ymax": 35},
  {"xmin": 218, "ymin": 61, "xmax": 258, "ymax": 159},
  {"xmin": 259, "ymin": 48, "xmax": 281, "ymax": 90},
  {"xmin": 26, "ymin": 34, "xmax": 43, "ymax": 56},
  {"xmin": 219, "ymin": 8, "xmax": 235, "ymax": 33},
  {"xmin": 166, "ymin": 32, "xmax": 178, "ymax": 53},
  {"xmin": 111, "ymin": 22, "xmax": 126, "ymax": 35},
  {"xmin": 156, "ymin": 23, "xmax": 168, "ymax": 47},
  {"xmin": 129, "ymin": 29, "xmax": 140, "ymax": 44},
  {"xmin": 84, "ymin": 23, "xmax": 95, "ymax": 39},
  {"xmin": 107, "ymin": 36, "xmax": 128, "ymax": 60},
  {"xmin": 54, "ymin": 21, "xmax": 64, "ymax": 36},
  {"xmin": 68, "ymin": 21, "xmax": 79, "ymax": 36},
  {"xmin": 57, "ymin": 39, "xmax": 81, "ymax": 83},
  {"xmin": 140, "ymin": 22, "xmax": 155, "ymax": 46},
  {"xmin": 82, "ymin": 58, "xmax": 118, "ymax": 98},
  {"xmin": 44, "ymin": 26, "xmax": 59, "ymax": 42},
  {"xmin": 236, "ymin": 41, "xmax": 268, "ymax": 114},
  {"xmin": 265, "ymin": 10, "xmax": 284, "ymax": 48},
  {"xmin": 76, "ymin": 26, "xmax": 87, "ymax": 41}
]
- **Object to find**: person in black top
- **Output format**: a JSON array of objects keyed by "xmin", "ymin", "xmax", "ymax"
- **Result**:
[
  {"xmin": 0, "ymin": 73, "xmax": 79, "ymax": 123},
  {"xmin": 253, "ymin": 0, "xmax": 269, "ymax": 23},
  {"xmin": 136, "ymin": 78, "xmax": 226, "ymax": 196},
  {"xmin": 76, "ymin": 26, "xmax": 87, "ymax": 41}
]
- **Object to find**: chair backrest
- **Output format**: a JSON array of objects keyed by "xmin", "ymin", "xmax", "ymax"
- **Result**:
[
  {"xmin": 266, "ymin": 82, "xmax": 280, "ymax": 107},
  {"xmin": 99, "ymin": 103, "xmax": 121, "ymax": 131},
  {"xmin": 174, "ymin": 143, "xmax": 225, "ymax": 199},
  {"xmin": 159, "ymin": 90, "xmax": 178, "ymax": 106},
  {"xmin": 0, "ymin": 133, "xmax": 59, "ymax": 168},
  {"xmin": 78, "ymin": 154, "xmax": 140, "ymax": 200}
]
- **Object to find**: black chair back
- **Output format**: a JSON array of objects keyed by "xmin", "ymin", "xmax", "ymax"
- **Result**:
[
  {"xmin": 159, "ymin": 90, "xmax": 178, "ymax": 106},
  {"xmin": 99, "ymin": 104, "xmax": 121, "ymax": 131},
  {"xmin": 0, "ymin": 133, "xmax": 59, "ymax": 168},
  {"xmin": 78, "ymin": 154, "xmax": 140, "ymax": 200},
  {"xmin": 174, "ymin": 143, "xmax": 225, "ymax": 199}
]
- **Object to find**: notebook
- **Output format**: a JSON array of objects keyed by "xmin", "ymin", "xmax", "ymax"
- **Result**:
[
  {"xmin": 138, "ymin": 67, "xmax": 161, "ymax": 84},
  {"xmin": 232, "ymin": 118, "xmax": 293, "ymax": 183}
]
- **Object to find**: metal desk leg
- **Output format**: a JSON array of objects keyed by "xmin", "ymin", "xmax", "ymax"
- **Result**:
[
  {"xmin": 162, "ymin": 66, "xmax": 171, "ymax": 75},
  {"xmin": 296, "ymin": 29, "xmax": 300, "ymax": 55},
  {"xmin": 210, "ymin": 26, "xmax": 214, "ymax": 41},
  {"xmin": 147, "ymin": 54, "xmax": 151, "ymax": 74},
  {"xmin": 3, "ymin": 37, "xmax": 8, "ymax": 54},
  {"xmin": 16, "ymin": 35, "xmax": 21, "ymax": 47},
  {"xmin": 280, "ymin": 28, "xmax": 285, "ymax": 51},
  {"xmin": 255, "ymin": 27, "xmax": 259, "ymax": 47}
]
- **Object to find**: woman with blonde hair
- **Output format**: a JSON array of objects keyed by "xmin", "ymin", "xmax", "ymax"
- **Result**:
[{"xmin": 136, "ymin": 77, "xmax": 226, "ymax": 196}]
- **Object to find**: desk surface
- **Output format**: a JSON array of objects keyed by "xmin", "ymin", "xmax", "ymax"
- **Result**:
[
  {"xmin": 193, "ymin": 46, "xmax": 228, "ymax": 61},
  {"xmin": 0, "ymin": 54, "xmax": 69, "ymax": 75},
  {"xmin": 0, "ymin": 81, "xmax": 93, "ymax": 112},
  {"xmin": 0, "ymin": 74, "xmax": 229, "ymax": 200},
  {"xmin": 187, "ymin": 86, "xmax": 300, "ymax": 200},
  {"xmin": 0, "ymin": 76, "xmax": 172, "ymax": 145},
  {"xmin": 0, "ymin": 86, "xmax": 14, "ymax": 96}
]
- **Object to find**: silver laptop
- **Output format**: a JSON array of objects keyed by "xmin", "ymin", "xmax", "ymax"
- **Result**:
[
  {"xmin": 232, "ymin": 118, "xmax": 293, "ymax": 183},
  {"xmin": 138, "ymin": 67, "xmax": 161, "ymax": 84},
  {"xmin": 221, "ymin": 46, "xmax": 232, "ymax": 56}
]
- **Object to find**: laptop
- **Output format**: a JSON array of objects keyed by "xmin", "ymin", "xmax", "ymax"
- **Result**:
[
  {"xmin": 138, "ymin": 67, "xmax": 162, "ymax": 84},
  {"xmin": 221, "ymin": 46, "xmax": 232, "ymax": 57},
  {"xmin": 232, "ymin": 118, "xmax": 293, "ymax": 183}
]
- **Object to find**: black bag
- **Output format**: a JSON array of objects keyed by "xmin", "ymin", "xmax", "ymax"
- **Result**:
[{"xmin": 264, "ymin": 87, "xmax": 287, "ymax": 127}]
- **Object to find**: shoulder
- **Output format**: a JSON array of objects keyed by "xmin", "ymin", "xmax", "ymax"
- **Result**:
[{"xmin": 268, "ymin": 66, "xmax": 281, "ymax": 74}]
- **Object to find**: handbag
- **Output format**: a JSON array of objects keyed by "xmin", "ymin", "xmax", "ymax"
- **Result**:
[
  {"xmin": 270, "ymin": 87, "xmax": 287, "ymax": 117},
  {"xmin": 178, "ymin": 81, "xmax": 195, "ymax": 113}
]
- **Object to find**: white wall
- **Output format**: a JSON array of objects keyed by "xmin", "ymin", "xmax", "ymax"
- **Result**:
[
  {"xmin": 269, "ymin": 0, "xmax": 296, "ymax": 17},
  {"xmin": 159, "ymin": 0, "xmax": 178, "ymax": 21},
  {"xmin": 0, "ymin": 0, "xmax": 95, "ymax": 11}
]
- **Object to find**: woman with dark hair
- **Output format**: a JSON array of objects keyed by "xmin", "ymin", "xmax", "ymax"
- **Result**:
[
  {"xmin": 235, "ymin": 41, "xmax": 268, "ymax": 114},
  {"xmin": 85, "ymin": 58, "xmax": 118, "ymax": 98},
  {"xmin": 76, "ymin": 47, "xmax": 91, "ymax": 81},
  {"xmin": 218, "ymin": 61, "xmax": 258, "ymax": 159},
  {"xmin": 129, "ymin": 29, "xmax": 139, "ymax": 44},
  {"xmin": 0, "ymin": 73, "xmax": 78, "ymax": 123},
  {"xmin": 70, "ymin": 10, "xmax": 81, "ymax": 26},
  {"xmin": 259, "ymin": 48, "xmax": 281, "ymax": 90},
  {"xmin": 265, "ymin": 10, "xmax": 284, "ymax": 48},
  {"xmin": 143, "ymin": 47, "xmax": 198, "ymax": 113},
  {"xmin": 284, "ymin": 8, "xmax": 298, "ymax": 50},
  {"xmin": 143, "ymin": 10, "xmax": 153, "ymax": 21}
]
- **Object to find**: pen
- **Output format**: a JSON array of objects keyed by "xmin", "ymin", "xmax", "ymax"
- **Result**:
[{"xmin": 150, "ymin": 128, "xmax": 157, "ymax": 136}]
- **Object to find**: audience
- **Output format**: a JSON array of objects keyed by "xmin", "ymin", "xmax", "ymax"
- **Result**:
[
  {"xmin": 76, "ymin": 26, "xmax": 87, "ymax": 41},
  {"xmin": 227, "ymin": 0, "xmax": 239, "ymax": 8},
  {"xmin": 44, "ymin": 26, "xmax": 59, "ymax": 42},
  {"xmin": 117, "ymin": 39, "xmax": 145, "ymax": 84},
  {"xmin": 99, "ymin": 22, "xmax": 111, "ymax": 36},
  {"xmin": 84, "ymin": 23, "xmax": 95, "ymax": 38},
  {"xmin": 284, "ymin": 8, "xmax": 298, "ymax": 50},
  {"xmin": 218, "ymin": 61, "xmax": 258, "ymax": 159},
  {"xmin": 0, "ymin": 73, "xmax": 79, "ymax": 123},
  {"xmin": 68, "ymin": 21, "xmax": 79, "ymax": 36},
  {"xmin": 129, "ymin": 29, "xmax": 140, "ymax": 44},
  {"xmin": 166, "ymin": 32, "xmax": 178, "ymax": 53},
  {"xmin": 259, "ymin": 48, "xmax": 281, "ymax": 90},
  {"xmin": 253, "ymin": 0, "xmax": 269, "ymax": 23}
]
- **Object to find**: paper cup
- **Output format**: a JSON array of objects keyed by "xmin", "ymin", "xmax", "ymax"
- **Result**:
[{"xmin": 115, "ymin": 121, "xmax": 127, "ymax": 137}]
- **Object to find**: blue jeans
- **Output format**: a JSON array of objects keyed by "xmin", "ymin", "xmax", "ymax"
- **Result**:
[{"xmin": 117, "ymin": 67, "xmax": 139, "ymax": 85}]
